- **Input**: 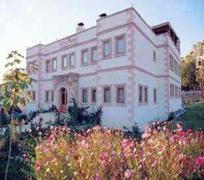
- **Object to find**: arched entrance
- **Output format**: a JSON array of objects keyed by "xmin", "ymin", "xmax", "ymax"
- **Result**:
[{"xmin": 59, "ymin": 87, "xmax": 68, "ymax": 113}]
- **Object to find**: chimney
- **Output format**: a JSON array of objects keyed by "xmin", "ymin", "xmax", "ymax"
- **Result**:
[
  {"xmin": 76, "ymin": 22, "xmax": 85, "ymax": 33},
  {"xmin": 98, "ymin": 13, "xmax": 107, "ymax": 19}
]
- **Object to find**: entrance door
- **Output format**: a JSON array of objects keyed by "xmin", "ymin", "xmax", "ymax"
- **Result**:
[{"xmin": 59, "ymin": 87, "xmax": 68, "ymax": 113}]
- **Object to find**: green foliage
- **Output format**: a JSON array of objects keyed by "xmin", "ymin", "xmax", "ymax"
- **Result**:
[
  {"xmin": 68, "ymin": 98, "xmax": 102, "ymax": 126},
  {"xmin": 181, "ymin": 55, "xmax": 198, "ymax": 90},
  {"xmin": 196, "ymin": 67, "xmax": 204, "ymax": 97},
  {"xmin": 0, "ymin": 51, "xmax": 32, "ymax": 180}
]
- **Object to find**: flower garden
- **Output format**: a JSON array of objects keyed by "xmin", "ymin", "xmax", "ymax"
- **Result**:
[{"xmin": 33, "ymin": 124, "xmax": 204, "ymax": 179}]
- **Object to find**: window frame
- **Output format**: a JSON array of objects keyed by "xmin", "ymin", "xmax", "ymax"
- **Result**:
[
  {"xmin": 138, "ymin": 85, "xmax": 148, "ymax": 105},
  {"xmin": 153, "ymin": 88, "xmax": 157, "ymax": 104},
  {"xmin": 32, "ymin": 91, "xmax": 36, "ymax": 102},
  {"xmin": 52, "ymin": 57, "xmax": 57, "ymax": 72},
  {"xmin": 81, "ymin": 49, "xmax": 89, "ymax": 66},
  {"xmin": 153, "ymin": 50, "xmax": 156, "ymax": 62},
  {"xmin": 90, "ymin": 46, "xmax": 98, "ymax": 64},
  {"xmin": 45, "ymin": 60, "xmax": 51, "ymax": 73},
  {"xmin": 170, "ymin": 84, "xmax": 175, "ymax": 98},
  {"xmin": 103, "ymin": 86, "xmax": 112, "ymax": 105},
  {"xmin": 81, "ymin": 88, "xmax": 89, "ymax": 104},
  {"xmin": 115, "ymin": 85, "xmax": 126, "ymax": 105},
  {"xmin": 115, "ymin": 34, "xmax": 126, "ymax": 57},
  {"xmin": 61, "ymin": 55, "xmax": 68, "ymax": 70},
  {"xmin": 102, "ymin": 38, "xmax": 112, "ymax": 59},
  {"xmin": 90, "ymin": 88, "xmax": 97, "ymax": 104},
  {"xmin": 45, "ymin": 90, "xmax": 50, "ymax": 103},
  {"xmin": 69, "ymin": 52, "xmax": 75, "ymax": 68}
]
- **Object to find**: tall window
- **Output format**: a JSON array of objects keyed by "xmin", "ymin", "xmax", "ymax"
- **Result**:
[
  {"xmin": 46, "ymin": 60, "xmax": 50, "ymax": 72},
  {"xmin": 51, "ymin": 90, "xmax": 54, "ymax": 102},
  {"xmin": 153, "ymin": 88, "xmax": 157, "ymax": 103},
  {"xmin": 69, "ymin": 53, "xmax": 75, "ymax": 67},
  {"xmin": 91, "ymin": 89, "xmax": 97, "ymax": 103},
  {"xmin": 45, "ymin": 90, "xmax": 49, "ymax": 103},
  {"xmin": 139, "ymin": 86, "xmax": 143, "ymax": 103},
  {"xmin": 116, "ymin": 86, "xmax": 125, "ymax": 104},
  {"xmin": 82, "ymin": 89, "xmax": 88, "ymax": 103},
  {"xmin": 138, "ymin": 85, "xmax": 148, "ymax": 104},
  {"xmin": 91, "ymin": 47, "xmax": 97, "ymax": 63},
  {"xmin": 115, "ymin": 35, "xmax": 126, "ymax": 55},
  {"xmin": 52, "ymin": 58, "xmax": 57, "ymax": 71},
  {"xmin": 169, "ymin": 54, "xmax": 174, "ymax": 71},
  {"xmin": 144, "ymin": 87, "xmax": 148, "ymax": 103},
  {"xmin": 81, "ymin": 49, "xmax": 89, "ymax": 65},
  {"xmin": 32, "ymin": 91, "xmax": 36, "ymax": 102},
  {"xmin": 153, "ymin": 50, "xmax": 156, "ymax": 62},
  {"xmin": 104, "ymin": 87, "xmax": 111, "ymax": 103},
  {"xmin": 103, "ymin": 39, "xmax": 111, "ymax": 58},
  {"xmin": 170, "ymin": 84, "xmax": 174, "ymax": 97},
  {"xmin": 62, "ymin": 55, "xmax": 68, "ymax": 69},
  {"xmin": 175, "ymin": 86, "xmax": 178, "ymax": 97},
  {"xmin": 173, "ymin": 60, "xmax": 177, "ymax": 74}
]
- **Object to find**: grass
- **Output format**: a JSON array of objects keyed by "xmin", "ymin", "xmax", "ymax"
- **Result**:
[{"xmin": 174, "ymin": 103, "xmax": 204, "ymax": 130}]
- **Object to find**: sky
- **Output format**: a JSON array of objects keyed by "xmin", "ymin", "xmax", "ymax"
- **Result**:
[{"xmin": 0, "ymin": 0, "xmax": 204, "ymax": 81}]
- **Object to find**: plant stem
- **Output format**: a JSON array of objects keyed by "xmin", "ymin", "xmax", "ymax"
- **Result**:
[{"xmin": 4, "ymin": 109, "xmax": 14, "ymax": 180}]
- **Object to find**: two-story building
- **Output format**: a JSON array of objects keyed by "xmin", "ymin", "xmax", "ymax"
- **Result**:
[{"xmin": 26, "ymin": 7, "xmax": 182, "ymax": 129}]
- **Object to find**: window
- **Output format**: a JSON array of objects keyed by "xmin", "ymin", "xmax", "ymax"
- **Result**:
[
  {"xmin": 169, "ymin": 54, "xmax": 174, "ymax": 71},
  {"xmin": 91, "ymin": 47, "xmax": 97, "ymax": 63},
  {"xmin": 62, "ymin": 55, "xmax": 68, "ymax": 69},
  {"xmin": 27, "ymin": 61, "xmax": 38, "ymax": 74},
  {"xmin": 153, "ymin": 50, "xmax": 156, "ymax": 62},
  {"xmin": 138, "ymin": 85, "xmax": 148, "ymax": 104},
  {"xmin": 46, "ymin": 60, "xmax": 50, "ymax": 72},
  {"xmin": 175, "ymin": 86, "xmax": 178, "ymax": 97},
  {"xmin": 104, "ymin": 87, "xmax": 111, "ymax": 103},
  {"xmin": 174, "ymin": 61, "xmax": 177, "ymax": 74},
  {"xmin": 51, "ymin": 90, "xmax": 54, "ymax": 102},
  {"xmin": 170, "ymin": 84, "xmax": 174, "ymax": 97},
  {"xmin": 144, "ymin": 87, "xmax": 148, "ymax": 103},
  {"xmin": 32, "ymin": 91, "xmax": 36, "ymax": 102},
  {"xmin": 82, "ymin": 89, "xmax": 88, "ymax": 103},
  {"xmin": 91, "ymin": 89, "xmax": 97, "ymax": 103},
  {"xmin": 115, "ymin": 35, "xmax": 126, "ymax": 55},
  {"xmin": 69, "ymin": 53, "xmax": 75, "ymax": 67},
  {"xmin": 81, "ymin": 49, "xmax": 89, "ymax": 65},
  {"xmin": 153, "ymin": 88, "xmax": 157, "ymax": 103},
  {"xmin": 103, "ymin": 39, "xmax": 111, "ymax": 58},
  {"xmin": 116, "ymin": 86, "xmax": 125, "ymax": 104},
  {"xmin": 139, "ymin": 86, "xmax": 143, "ymax": 103},
  {"xmin": 52, "ymin": 58, "xmax": 57, "ymax": 71},
  {"xmin": 45, "ymin": 90, "xmax": 49, "ymax": 103}
]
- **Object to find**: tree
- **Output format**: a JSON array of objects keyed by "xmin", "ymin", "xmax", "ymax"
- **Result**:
[
  {"xmin": 181, "ymin": 55, "xmax": 198, "ymax": 90},
  {"xmin": 0, "ymin": 51, "xmax": 31, "ymax": 180},
  {"xmin": 196, "ymin": 67, "xmax": 204, "ymax": 97}
]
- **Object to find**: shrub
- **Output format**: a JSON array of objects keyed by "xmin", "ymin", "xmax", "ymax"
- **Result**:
[
  {"xmin": 68, "ymin": 98, "xmax": 102, "ymax": 125},
  {"xmin": 34, "ymin": 125, "xmax": 204, "ymax": 179}
]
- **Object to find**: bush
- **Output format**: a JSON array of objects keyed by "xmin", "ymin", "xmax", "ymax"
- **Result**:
[
  {"xmin": 68, "ymin": 98, "xmax": 102, "ymax": 125},
  {"xmin": 34, "ymin": 125, "xmax": 204, "ymax": 179}
]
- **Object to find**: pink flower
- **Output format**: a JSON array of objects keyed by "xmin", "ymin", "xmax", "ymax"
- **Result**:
[
  {"xmin": 94, "ymin": 173, "xmax": 102, "ymax": 180},
  {"xmin": 195, "ymin": 156, "xmax": 204, "ymax": 166},
  {"xmin": 124, "ymin": 169, "xmax": 132, "ymax": 178},
  {"xmin": 100, "ymin": 152, "xmax": 109, "ymax": 165},
  {"xmin": 142, "ymin": 132, "xmax": 150, "ymax": 139}
]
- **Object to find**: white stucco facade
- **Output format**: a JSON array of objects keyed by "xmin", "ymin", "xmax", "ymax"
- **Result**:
[{"xmin": 26, "ymin": 8, "xmax": 182, "ymax": 129}]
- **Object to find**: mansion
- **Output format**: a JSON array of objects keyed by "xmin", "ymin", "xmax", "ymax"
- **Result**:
[{"xmin": 26, "ymin": 7, "xmax": 182, "ymax": 128}]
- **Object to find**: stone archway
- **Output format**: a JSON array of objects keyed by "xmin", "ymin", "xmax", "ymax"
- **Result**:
[
  {"xmin": 59, "ymin": 87, "xmax": 68, "ymax": 113},
  {"xmin": 52, "ymin": 73, "xmax": 79, "ymax": 113}
]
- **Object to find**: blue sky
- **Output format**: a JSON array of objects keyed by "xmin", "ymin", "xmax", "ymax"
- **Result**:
[{"xmin": 0, "ymin": 0, "xmax": 203, "ymax": 80}]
